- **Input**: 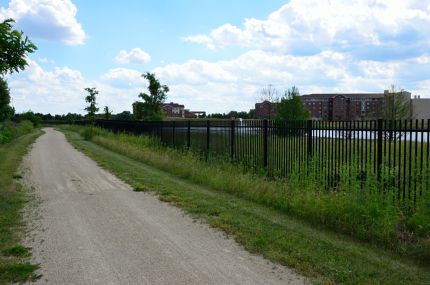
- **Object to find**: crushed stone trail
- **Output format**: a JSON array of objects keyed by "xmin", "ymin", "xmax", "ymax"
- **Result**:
[{"xmin": 23, "ymin": 128, "xmax": 307, "ymax": 284}]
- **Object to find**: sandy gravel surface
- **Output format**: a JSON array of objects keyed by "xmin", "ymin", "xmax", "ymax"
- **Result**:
[{"xmin": 22, "ymin": 128, "xmax": 307, "ymax": 285}]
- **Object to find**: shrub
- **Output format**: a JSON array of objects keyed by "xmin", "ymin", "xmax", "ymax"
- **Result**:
[
  {"xmin": 0, "ymin": 121, "xmax": 16, "ymax": 144},
  {"xmin": 16, "ymin": 120, "xmax": 33, "ymax": 135},
  {"xmin": 19, "ymin": 112, "xmax": 41, "ymax": 127},
  {"xmin": 0, "ymin": 120, "xmax": 33, "ymax": 144},
  {"xmin": 80, "ymin": 127, "xmax": 101, "ymax": 141}
]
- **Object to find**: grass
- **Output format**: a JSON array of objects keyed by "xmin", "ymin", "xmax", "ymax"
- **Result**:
[
  {"xmin": 2, "ymin": 245, "xmax": 31, "ymax": 258},
  {"xmin": 0, "ymin": 128, "xmax": 42, "ymax": 283},
  {"xmin": 59, "ymin": 126, "xmax": 430, "ymax": 285}
]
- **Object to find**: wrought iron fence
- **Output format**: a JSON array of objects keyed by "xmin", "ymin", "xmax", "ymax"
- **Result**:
[{"xmin": 92, "ymin": 119, "xmax": 430, "ymax": 203}]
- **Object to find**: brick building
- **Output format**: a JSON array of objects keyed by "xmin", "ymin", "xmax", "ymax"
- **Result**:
[
  {"xmin": 162, "ymin": 102, "xmax": 185, "ymax": 117},
  {"xmin": 252, "ymin": 90, "xmax": 415, "ymax": 121},
  {"xmin": 301, "ymin": 93, "xmax": 387, "ymax": 120},
  {"xmin": 161, "ymin": 102, "xmax": 205, "ymax": 118},
  {"xmin": 253, "ymin": 100, "xmax": 278, "ymax": 119},
  {"xmin": 303, "ymin": 91, "xmax": 413, "ymax": 120}
]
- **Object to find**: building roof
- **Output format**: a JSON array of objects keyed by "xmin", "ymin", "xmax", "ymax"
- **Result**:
[
  {"xmin": 302, "ymin": 93, "xmax": 384, "ymax": 99},
  {"xmin": 162, "ymin": 102, "xmax": 185, "ymax": 108}
]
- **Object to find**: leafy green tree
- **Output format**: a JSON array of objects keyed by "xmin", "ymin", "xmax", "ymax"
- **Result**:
[
  {"xmin": 65, "ymin": 113, "xmax": 80, "ymax": 123},
  {"xmin": 207, "ymin": 113, "xmax": 227, "ymax": 119},
  {"xmin": 0, "ymin": 19, "xmax": 37, "ymax": 121},
  {"xmin": 114, "ymin": 111, "xmax": 133, "ymax": 121},
  {"xmin": 132, "ymin": 101, "xmax": 145, "ymax": 120},
  {"xmin": 0, "ymin": 19, "xmax": 37, "ymax": 74},
  {"xmin": 18, "ymin": 111, "xmax": 41, "ymax": 126},
  {"xmin": 84, "ymin": 87, "xmax": 99, "ymax": 124},
  {"xmin": 138, "ymin": 72, "xmax": 169, "ymax": 120},
  {"xmin": 103, "ymin": 106, "xmax": 112, "ymax": 119},
  {"xmin": 0, "ymin": 78, "xmax": 14, "ymax": 121},
  {"xmin": 276, "ymin": 86, "xmax": 310, "ymax": 121}
]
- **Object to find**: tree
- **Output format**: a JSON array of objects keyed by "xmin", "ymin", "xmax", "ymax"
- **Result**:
[
  {"xmin": 383, "ymin": 85, "xmax": 412, "ymax": 120},
  {"xmin": 0, "ymin": 19, "xmax": 37, "ymax": 75},
  {"xmin": 103, "ymin": 106, "xmax": 112, "ymax": 119},
  {"xmin": 137, "ymin": 72, "xmax": 169, "ymax": 120},
  {"xmin": 114, "ymin": 111, "xmax": 133, "ymax": 121},
  {"xmin": 18, "ymin": 111, "xmax": 41, "ymax": 126},
  {"xmin": 0, "ymin": 78, "xmax": 14, "ymax": 121},
  {"xmin": 132, "ymin": 101, "xmax": 145, "ymax": 120},
  {"xmin": 259, "ymin": 84, "xmax": 279, "ymax": 119},
  {"xmin": 0, "ymin": 19, "xmax": 37, "ymax": 121},
  {"xmin": 84, "ymin": 87, "xmax": 99, "ymax": 124},
  {"xmin": 276, "ymin": 86, "xmax": 310, "ymax": 121}
]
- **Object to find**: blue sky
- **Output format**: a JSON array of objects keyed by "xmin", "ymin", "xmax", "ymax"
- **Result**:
[
  {"xmin": 1, "ymin": 0, "xmax": 430, "ymax": 115},
  {"xmin": 25, "ymin": 0, "xmax": 286, "ymax": 77}
]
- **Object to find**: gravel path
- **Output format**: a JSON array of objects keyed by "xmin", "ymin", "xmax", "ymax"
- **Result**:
[{"xmin": 23, "ymin": 128, "xmax": 307, "ymax": 284}]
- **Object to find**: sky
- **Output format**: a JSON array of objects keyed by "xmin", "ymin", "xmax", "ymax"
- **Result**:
[{"xmin": 1, "ymin": 0, "xmax": 430, "ymax": 115}]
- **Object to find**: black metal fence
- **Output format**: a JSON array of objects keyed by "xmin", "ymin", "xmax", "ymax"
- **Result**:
[{"xmin": 93, "ymin": 119, "xmax": 430, "ymax": 203}]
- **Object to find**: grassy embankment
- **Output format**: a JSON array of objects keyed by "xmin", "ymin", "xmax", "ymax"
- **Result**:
[
  {"xmin": 59, "ymin": 125, "xmax": 430, "ymax": 285},
  {"xmin": 0, "ymin": 122, "xmax": 42, "ymax": 283},
  {"xmin": 160, "ymin": 123, "xmax": 429, "ymax": 201}
]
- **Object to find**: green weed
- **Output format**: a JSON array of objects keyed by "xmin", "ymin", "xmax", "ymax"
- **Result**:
[
  {"xmin": 0, "ymin": 263, "xmax": 40, "ymax": 283},
  {"xmin": 2, "ymin": 245, "xmax": 30, "ymax": 257},
  {"xmin": 0, "ymin": 129, "xmax": 42, "ymax": 283}
]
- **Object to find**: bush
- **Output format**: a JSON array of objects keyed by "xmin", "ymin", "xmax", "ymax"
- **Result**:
[
  {"xmin": 0, "ymin": 120, "xmax": 33, "ymax": 144},
  {"xmin": 19, "ymin": 112, "xmax": 41, "ymax": 127},
  {"xmin": 80, "ymin": 127, "xmax": 101, "ymax": 141},
  {"xmin": 16, "ymin": 120, "xmax": 33, "ymax": 135},
  {"xmin": 0, "ymin": 121, "xmax": 16, "ymax": 144}
]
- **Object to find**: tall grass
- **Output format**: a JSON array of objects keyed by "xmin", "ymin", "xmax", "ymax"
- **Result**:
[
  {"xmin": 63, "ymin": 125, "xmax": 430, "ymax": 263},
  {"xmin": 0, "ymin": 120, "xmax": 34, "ymax": 144},
  {"xmin": 0, "ymin": 129, "xmax": 42, "ymax": 282}
]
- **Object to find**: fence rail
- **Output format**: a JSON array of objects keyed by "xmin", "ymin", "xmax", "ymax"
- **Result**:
[{"xmin": 90, "ymin": 119, "xmax": 430, "ymax": 203}]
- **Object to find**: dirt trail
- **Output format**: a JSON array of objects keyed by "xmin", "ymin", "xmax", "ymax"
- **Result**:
[{"xmin": 23, "ymin": 128, "xmax": 307, "ymax": 284}]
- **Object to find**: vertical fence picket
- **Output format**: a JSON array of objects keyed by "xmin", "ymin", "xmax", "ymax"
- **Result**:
[
  {"xmin": 230, "ymin": 120, "xmax": 235, "ymax": 161},
  {"xmin": 377, "ymin": 119, "xmax": 383, "ymax": 180},
  {"xmin": 206, "ymin": 120, "xmax": 210, "ymax": 159},
  {"xmin": 263, "ymin": 119, "xmax": 268, "ymax": 169}
]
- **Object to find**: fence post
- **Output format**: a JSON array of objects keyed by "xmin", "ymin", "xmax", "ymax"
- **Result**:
[
  {"xmin": 263, "ymin": 119, "xmax": 268, "ymax": 168},
  {"xmin": 206, "ymin": 120, "xmax": 210, "ymax": 158},
  {"xmin": 172, "ymin": 121, "xmax": 176, "ymax": 147},
  {"xmin": 187, "ymin": 120, "xmax": 191, "ymax": 150},
  {"xmin": 377, "ymin": 119, "xmax": 383, "ymax": 180},
  {"xmin": 160, "ymin": 120, "xmax": 164, "ymax": 143},
  {"xmin": 307, "ymin": 120, "xmax": 313, "ymax": 159},
  {"xmin": 230, "ymin": 120, "xmax": 235, "ymax": 160}
]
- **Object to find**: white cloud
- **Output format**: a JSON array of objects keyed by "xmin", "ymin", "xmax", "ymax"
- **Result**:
[
  {"xmin": 100, "ymin": 67, "xmax": 145, "ymax": 89},
  {"xmin": 115, "ymin": 48, "xmax": 151, "ymax": 65},
  {"xmin": 7, "ymin": 49, "xmax": 430, "ymax": 115},
  {"xmin": 184, "ymin": 0, "xmax": 430, "ymax": 58},
  {"xmin": 152, "ymin": 49, "xmax": 430, "ymax": 113},
  {"xmin": 7, "ymin": 62, "xmax": 148, "ymax": 114},
  {"xmin": 7, "ymin": 60, "xmax": 87, "ymax": 114},
  {"xmin": 182, "ymin": 35, "xmax": 215, "ymax": 49},
  {"xmin": 0, "ymin": 0, "xmax": 85, "ymax": 45}
]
